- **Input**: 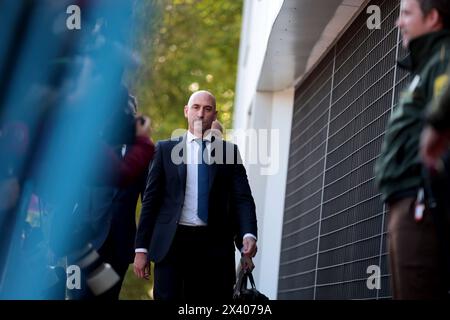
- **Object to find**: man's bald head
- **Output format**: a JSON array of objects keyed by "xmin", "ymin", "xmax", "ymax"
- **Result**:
[
  {"xmin": 184, "ymin": 90, "xmax": 218, "ymax": 137},
  {"xmin": 187, "ymin": 90, "xmax": 216, "ymax": 109}
]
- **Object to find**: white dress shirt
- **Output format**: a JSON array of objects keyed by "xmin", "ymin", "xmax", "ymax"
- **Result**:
[{"xmin": 178, "ymin": 131, "xmax": 210, "ymax": 226}]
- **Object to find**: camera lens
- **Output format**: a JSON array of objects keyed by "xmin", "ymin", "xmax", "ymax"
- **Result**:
[{"xmin": 70, "ymin": 243, "xmax": 120, "ymax": 296}]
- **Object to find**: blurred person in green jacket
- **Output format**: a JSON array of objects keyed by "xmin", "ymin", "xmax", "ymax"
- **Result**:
[{"xmin": 374, "ymin": 0, "xmax": 450, "ymax": 299}]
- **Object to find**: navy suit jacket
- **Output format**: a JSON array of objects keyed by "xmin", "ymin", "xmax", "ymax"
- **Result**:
[{"xmin": 135, "ymin": 134, "xmax": 257, "ymax": 263}]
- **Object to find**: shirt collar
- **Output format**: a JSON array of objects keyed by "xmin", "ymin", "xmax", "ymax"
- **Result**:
[{"xmin": 186, "ymin": 130, "xmax": 213, "ymax": 143}]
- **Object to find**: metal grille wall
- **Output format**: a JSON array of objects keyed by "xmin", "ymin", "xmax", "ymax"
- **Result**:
[{"xmin": 279, "ymin": 0, "xmax": 411, "ymax": 300}]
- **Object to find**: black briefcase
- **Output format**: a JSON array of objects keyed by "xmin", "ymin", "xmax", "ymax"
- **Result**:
[{"xmin": 233, "ymin": 268, "xmax": 269, "ymax": 302}]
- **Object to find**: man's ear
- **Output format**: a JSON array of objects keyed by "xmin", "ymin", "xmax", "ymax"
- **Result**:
[
  {"xmin": 184, "ymin": 105, "xmax": 189, "ymax": 118},
  {"xmin": 426, "ymin": 8, "xmax": 443, "ymax": 29}
]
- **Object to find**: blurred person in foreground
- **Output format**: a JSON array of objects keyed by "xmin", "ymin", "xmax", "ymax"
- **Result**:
[
  {"xmin": 374, "ymin": 0, "xmax": 450, "ymax": 299},
  {"xmin": 92, "ymin": 95, "xmax": 155, "ymax": 300}
]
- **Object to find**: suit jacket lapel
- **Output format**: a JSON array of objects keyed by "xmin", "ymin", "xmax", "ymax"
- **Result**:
[
  {"xmin": 208, "ymin": 136, "xmax": 220, "ymax": 192},
  {"xmin": 176, "ymin": 134, "xmax": 187, "ymax": 197}
]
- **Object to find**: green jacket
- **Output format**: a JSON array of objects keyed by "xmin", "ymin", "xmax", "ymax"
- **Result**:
[
  {"xmin": 427, "ymin": 65, "xmax": 450, "ymax": 131},
  {"xmin": 375, "ymin": 30, "xmax": 450, "ymax": 203}
]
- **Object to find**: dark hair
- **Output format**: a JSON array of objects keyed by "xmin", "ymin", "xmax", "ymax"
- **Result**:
[{"xmin": 418, "ymin": 0, "xmax": 450, "ymax": 30}]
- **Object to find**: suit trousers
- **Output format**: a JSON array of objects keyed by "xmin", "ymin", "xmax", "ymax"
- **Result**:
[
  {"xmin": 387, "ymin": 197, "xmax": 447, "ymax": 299},
  {"xmin": 153, "ymin": 224, "xmax": 235, "ymax": 301}
]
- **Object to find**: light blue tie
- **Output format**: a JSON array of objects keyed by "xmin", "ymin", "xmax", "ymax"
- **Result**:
[{"xmin": 197, "ymin": 139, "xmax": 209, "ymax": 223}]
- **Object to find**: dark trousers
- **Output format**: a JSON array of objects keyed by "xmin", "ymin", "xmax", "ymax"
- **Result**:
[
  {"xmin": 387, "ymin": 197, "xmax": 447, "ymax": 299},
  {"xmin": 153, "ymin": 225, "xmax": 235, "ymax": 301}
]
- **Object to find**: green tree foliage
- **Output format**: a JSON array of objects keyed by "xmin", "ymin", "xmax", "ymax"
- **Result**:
[{"xmin": 128, "ymin": 0, "xmax": 243, "ymax": 141}]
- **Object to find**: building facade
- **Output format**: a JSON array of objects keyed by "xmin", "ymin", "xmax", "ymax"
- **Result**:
[{"xmin": 233, "ymin": 0, "xmax": 409, "ymax": 299}]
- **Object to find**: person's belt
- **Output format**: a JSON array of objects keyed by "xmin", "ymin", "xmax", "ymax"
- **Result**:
[{"xmin": 177, "ymin": 224, "xmax": 208, "ymax": 231}]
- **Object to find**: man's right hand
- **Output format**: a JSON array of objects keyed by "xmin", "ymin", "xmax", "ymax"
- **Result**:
[
  {"xmin": 420, "ymin": 126, "xmax": 450, "ymax": 171},
  {"xmin": 136, "ymin": 115, "xmax": 151, "ymax": 138},
  {"xmin": 133, "ymin": 252, "xmax": 150, "ymax": 280},
  {"xmin": 241, "ymin": 255, "xmax": 255, "ymax": 272}
]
